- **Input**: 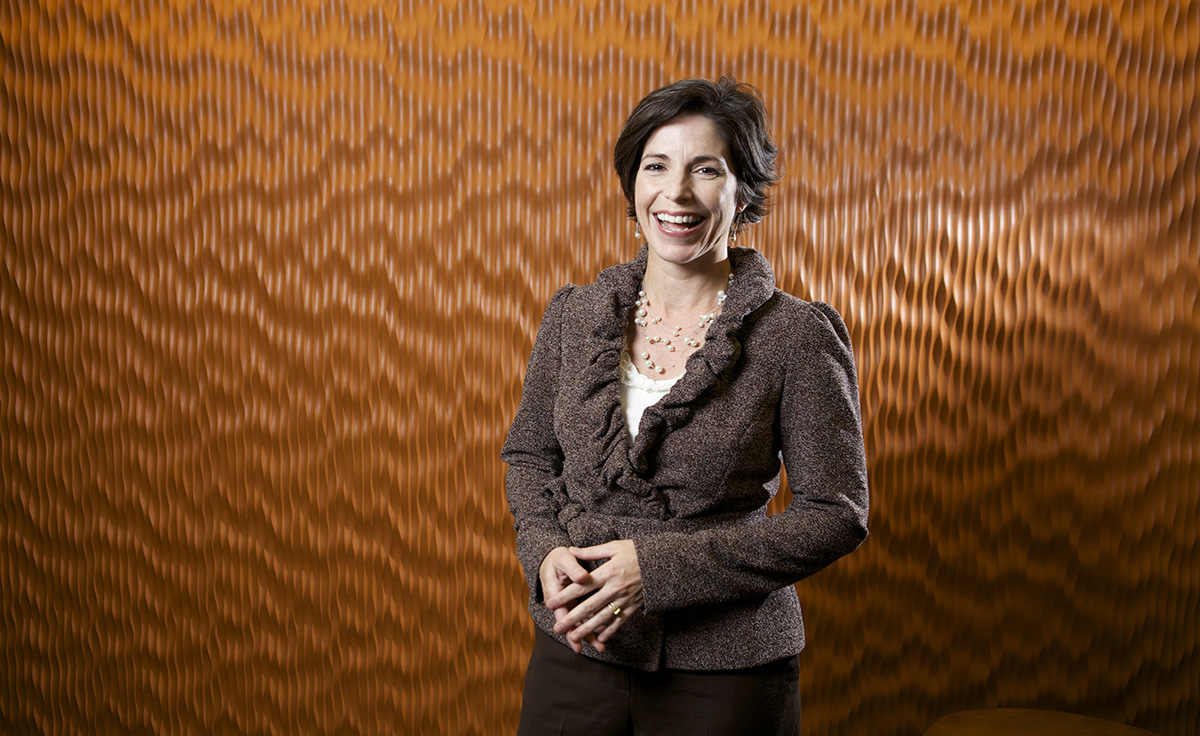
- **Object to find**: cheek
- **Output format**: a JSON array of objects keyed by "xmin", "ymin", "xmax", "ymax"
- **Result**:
[
  {"xmin": 633, "ymin": 177, "xmax": 652, "ymax": 207},
  {"xmin": 714, "ymin": 187, "xmax": 738, "ymax": 218}
]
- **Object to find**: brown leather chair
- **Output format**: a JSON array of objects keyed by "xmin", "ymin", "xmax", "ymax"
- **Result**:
[{"xmin": 923, "ymin": 709, "xmax": 1159, "ymax": 736}]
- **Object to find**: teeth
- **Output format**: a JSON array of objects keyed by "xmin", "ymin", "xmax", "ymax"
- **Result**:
[{"xmin": 656, "ymin": 213, "xmax": 701, "ymax": 225}]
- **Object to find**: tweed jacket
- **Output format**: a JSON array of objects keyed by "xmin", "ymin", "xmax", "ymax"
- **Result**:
[{"xmin": 502, "ymin": 246, "xmax": 869, "ymax": 672}]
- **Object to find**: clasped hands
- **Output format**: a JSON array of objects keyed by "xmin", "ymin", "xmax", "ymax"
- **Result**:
[{"xmin": 539, "ymin": 540, "xmax": 644, "ymax": 654}]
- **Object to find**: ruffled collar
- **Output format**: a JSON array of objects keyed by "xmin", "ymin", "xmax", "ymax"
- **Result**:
[{"xmin": 572, "ymin": 245, "xmax": 777, "ymax": 521}]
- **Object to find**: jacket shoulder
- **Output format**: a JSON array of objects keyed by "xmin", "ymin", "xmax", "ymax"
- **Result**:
[{"xmin": 761, "ymin": 290, "xmax": 851, "ymax": 339}]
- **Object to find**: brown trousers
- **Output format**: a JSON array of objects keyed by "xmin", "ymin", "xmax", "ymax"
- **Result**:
[{"xmin": 517, "ymin": 628, "xmax": 801, "ymax": 736}]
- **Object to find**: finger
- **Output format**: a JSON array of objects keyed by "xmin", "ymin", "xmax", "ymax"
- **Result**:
[
  {"xmin": 567, "ymin": 604, "xmax": 626, "ymax": 649},
  {"xmin": 562, "ymin": 595, "xmax": 625, "ymax": 638},
  {"xmin": 547, "ymin": 578, "xmax": 592, "ymax": 607},
  {"xmin": 550, "ymin": 605, "xmax": 571, "ymax": 625},
  {"xmin": 541, "ymin": 550, "xmax": 580, "ymax": 598},
  {"xmin": 541, "ymin": 573, "xmax": 565, "ymax": 599},
  {"xmin": 544, "ymin": 579, "xmax": 598, "ymax": 610},
  {"xmin": 553, "ymin": 594, "xmax": 606, "ymax": 634},
  {"xmin": 565, "ymin": 611, "xmax": 607, "ymax": 647},
  {"xmin": 564, "ymin": 563, "xmax": 592, "ymax": 585},
  {"xmin": 553, "ymin": 611, "xmax": 585, "ymax": 654},
  {"xmin": 550, "ymin": 550, "xmax": 593, "ymax": 584},
  {"xmin": 582, "ymin": 631, "xmax": 602, "ymax": 652},
  {"xmin": 555, "ymin": 589, "xmax": 612, "ymax": 630},
  {"xmin": 594, "ymin": 611, "xmax": 628, "ymax": 643},
  {"xmin": 595, "ymin": 598, "xmax": 640, "ymax": 643},
  {"xmin": 569, "ymin": 543, "xmax": 617, "ymax": 561},
  {"xmin": 543, "ymin": 548, "xmax": 592, "ymax": 585},
  {"xmin": 542, "ymin": 578, "xmax": 580, "ymax": 612}
]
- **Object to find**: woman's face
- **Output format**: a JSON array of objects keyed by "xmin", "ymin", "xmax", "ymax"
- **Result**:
[{"xmin": 634, "ymin": 113, "xmax": 742, "ymax": 269}]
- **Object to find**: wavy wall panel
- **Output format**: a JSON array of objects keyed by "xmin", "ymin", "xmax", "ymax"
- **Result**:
[{"xmin": 2, "ymin": 1, "xmax": 1196, "ymax": 734}]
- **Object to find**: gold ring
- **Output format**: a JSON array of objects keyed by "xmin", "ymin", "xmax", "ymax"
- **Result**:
[{"xmin": 607, "ymin": 602, "xmax": 622, "ymax": 617}]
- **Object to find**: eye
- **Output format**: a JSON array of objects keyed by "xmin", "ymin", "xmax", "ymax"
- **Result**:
[
  {"xmin": 696, "ymin": 165, "xmax": 722, "ymax": 177},
  {"xmin": 643, "ymin": 162, "xmax": 666, "ymax": 172}
]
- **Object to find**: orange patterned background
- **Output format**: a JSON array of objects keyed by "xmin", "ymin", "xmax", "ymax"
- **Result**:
[{"xmin": 2, "ymin": 1, "xmax": 1197, "ymax": 734}]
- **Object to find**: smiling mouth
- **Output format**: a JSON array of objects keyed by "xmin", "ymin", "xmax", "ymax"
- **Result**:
[{"xmin": 654, "ymin": 213, "xmax": 704, "ymax": 233}]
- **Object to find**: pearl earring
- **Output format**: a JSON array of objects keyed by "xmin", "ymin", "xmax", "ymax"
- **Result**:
[{"xmin": 730, "ymin": 210, "xmax": 744, "ymax": 246}]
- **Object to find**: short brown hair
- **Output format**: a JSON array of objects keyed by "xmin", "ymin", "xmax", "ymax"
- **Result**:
[{"xmin": 613, "ymin": 77, "xmax": 779, "ymax": 229}]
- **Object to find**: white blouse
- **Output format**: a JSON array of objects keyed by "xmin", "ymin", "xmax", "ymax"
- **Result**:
[{"xmin": 618, "ymin": 346, "xmax": 681, "ymax": 439}]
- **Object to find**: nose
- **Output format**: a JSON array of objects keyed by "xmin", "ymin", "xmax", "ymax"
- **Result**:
[{"xmin": 666, "ymin": 170, "xmax": 692, "ymax": 202}]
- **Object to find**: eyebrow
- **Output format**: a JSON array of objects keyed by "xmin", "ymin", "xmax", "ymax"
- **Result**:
[{"xmin": 640, "ymin": 152, "xmax": 725, "ymax": 166}]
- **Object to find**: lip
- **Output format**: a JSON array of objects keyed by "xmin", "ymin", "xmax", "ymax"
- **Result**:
[{"xmin": 651, "ymin": 211, "xmax": 707, "ymax": 236}]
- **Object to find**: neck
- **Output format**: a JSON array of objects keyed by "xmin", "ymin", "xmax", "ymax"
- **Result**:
[{"xmin": 642, "ymin": 252, "xmax": 733, "ymax": 319}]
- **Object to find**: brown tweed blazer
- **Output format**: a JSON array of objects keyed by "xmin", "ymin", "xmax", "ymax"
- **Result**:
[{"xmin": 502, "ymin": 246, "xmax": 869, "ymax": 672}]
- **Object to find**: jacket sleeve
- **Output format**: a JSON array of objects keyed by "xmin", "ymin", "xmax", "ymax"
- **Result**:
[
  {"xmin": 632, "ymin": 301, "xmax": 870, "ymax": 613},
  {"xmin": 500, "ymin": 285, "xmax": 576, "ymax": 602}
]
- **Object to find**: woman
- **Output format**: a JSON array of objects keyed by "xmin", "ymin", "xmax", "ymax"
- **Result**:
[{"xmin": 501, "ymin": 77, "xmax": 869, "ymax": 735}]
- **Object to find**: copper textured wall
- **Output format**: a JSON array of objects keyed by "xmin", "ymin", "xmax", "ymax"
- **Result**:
[{"xmin": 2, "ymin": 1, "xmax": 1197, "ymax": 734}]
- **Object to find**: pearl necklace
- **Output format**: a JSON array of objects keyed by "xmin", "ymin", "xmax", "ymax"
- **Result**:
[{"xmin": 631, "ymin": 273, "xmax": 732, "ymax": 375}]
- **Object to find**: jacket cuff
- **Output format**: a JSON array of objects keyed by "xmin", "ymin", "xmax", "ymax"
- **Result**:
[{"xmin": 631, "ymin": 531, "xmax": 698, "ymax": 613}]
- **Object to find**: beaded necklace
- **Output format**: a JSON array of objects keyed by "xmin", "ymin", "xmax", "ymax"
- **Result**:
[{"xmin": 630, "ymin": 272, "xmax": 733, "ymax": 376}]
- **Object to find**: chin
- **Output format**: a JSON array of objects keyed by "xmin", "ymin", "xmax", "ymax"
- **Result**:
[{"xmin": 648, "ymin": 239, "xmax": 727, "ymax": 266}]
